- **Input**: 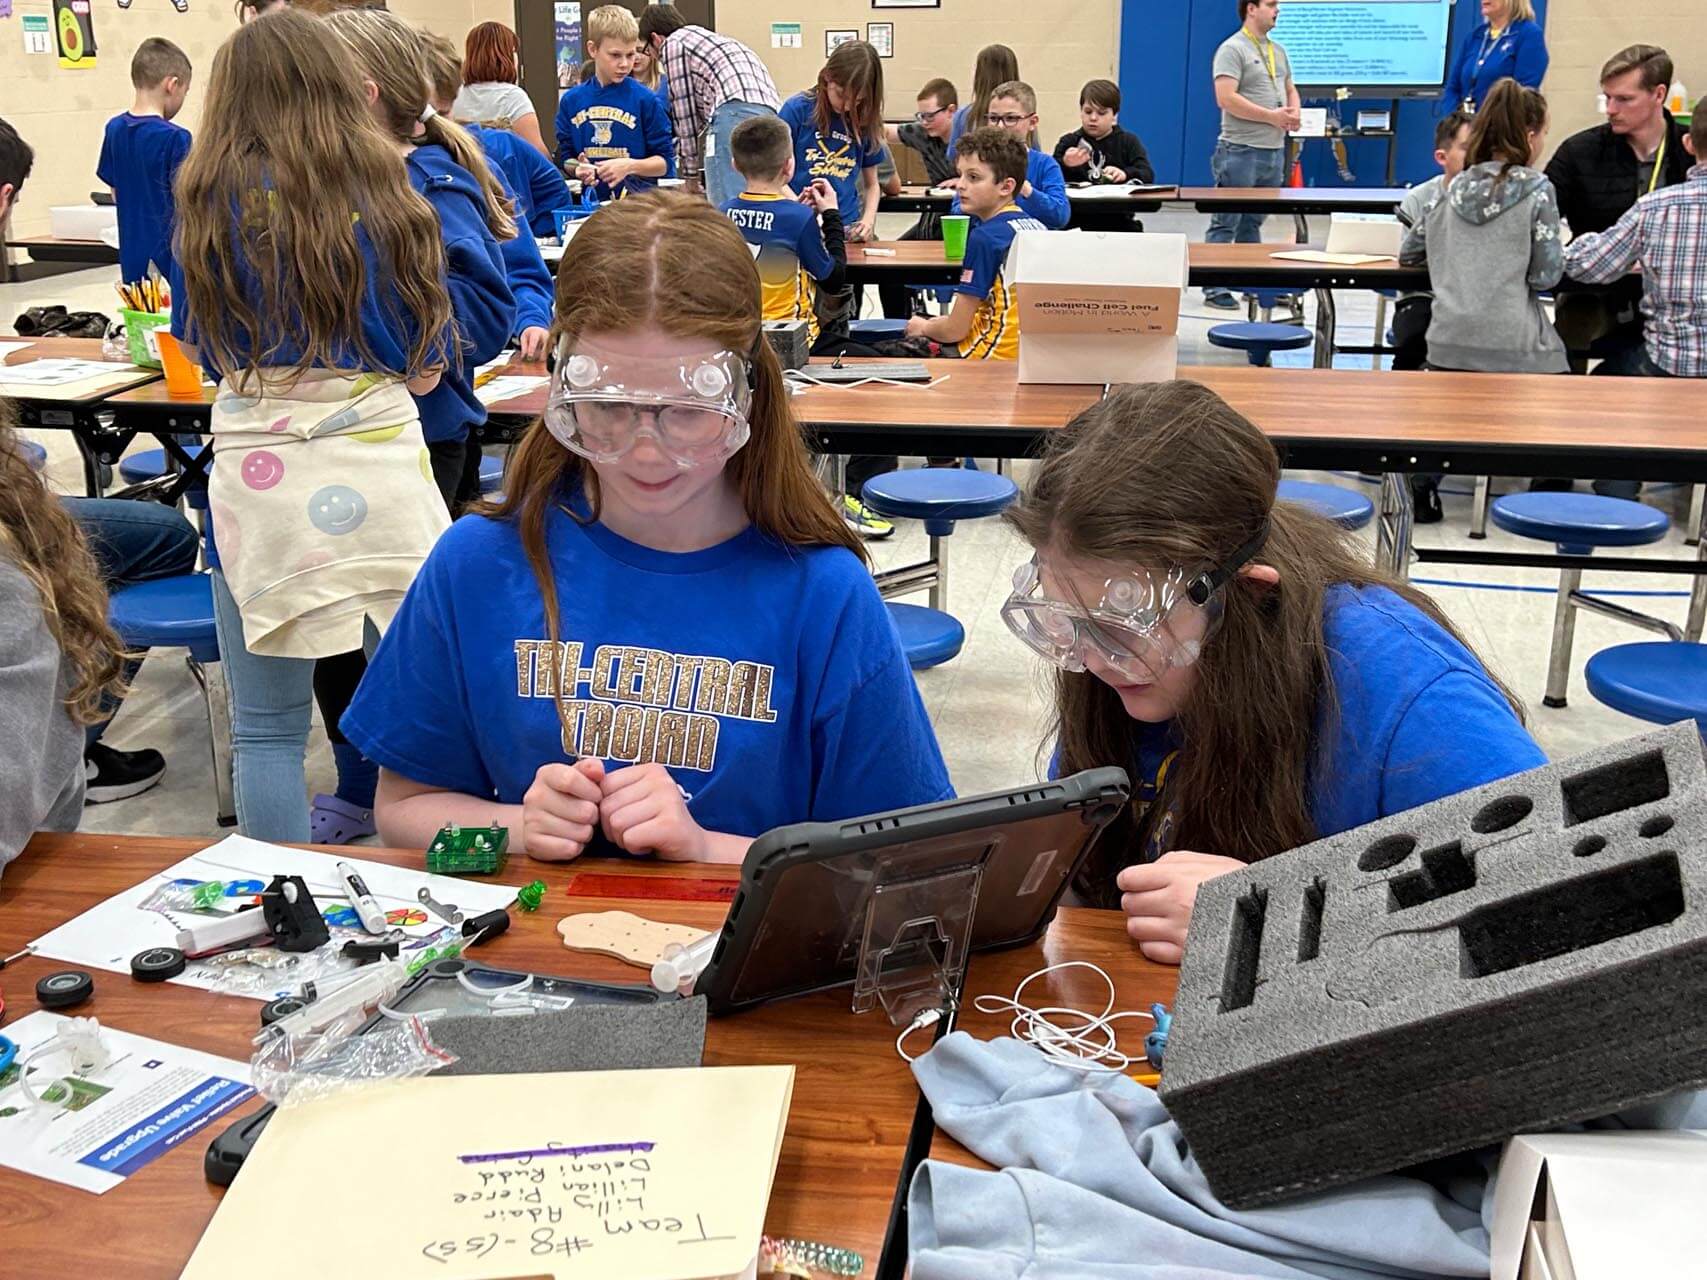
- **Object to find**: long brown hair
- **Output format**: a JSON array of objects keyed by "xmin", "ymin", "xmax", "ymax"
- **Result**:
[
  {"xmin": 1465, "ymin": 78, "xmax": 1548, "ymax": 193},
  {"xmin": 0, "ymin": 418, "xmax": 126, "ymax": 724},
  {"xmin": 327, "ymin": 7, "xmax": 518, "ymax": 243},
  {"xmin": 484, "ymin": 192, "xmax": 866, "ymax": 739},
  {"xmin": 812, "ymin": 41, "xmax": 883, "ymax": 145},
  {"xmin": 174, "ymin": 10, "xmax": 451, "ymax": 383},
  {"xmin": 1007, "ymin": 382, "xmax": 1525, "ymax": 906},
  {"xmin": 462, "ymin": 20, "xmax": 519, "ymax": 84},
  {"xmin": 968, "ymin": 44, "xmax": 1020, "ymax": 139}
]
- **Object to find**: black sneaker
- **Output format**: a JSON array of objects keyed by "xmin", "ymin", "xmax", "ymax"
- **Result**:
[{"xmin": 84, "ymin": 742, "xmax": 166, "ymax": 804}]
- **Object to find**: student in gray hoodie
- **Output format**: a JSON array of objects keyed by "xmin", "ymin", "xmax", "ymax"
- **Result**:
[{"xmin": 1400, "ymin": 78, "xmax": 1568, "ymax": 375}]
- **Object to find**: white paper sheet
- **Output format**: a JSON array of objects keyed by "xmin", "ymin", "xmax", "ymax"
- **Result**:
[
  {"xmin": 475, "ymin": 375, "xmax": 548, "ymax": 406},
  {"xmin": 0, "ymin": 357, "xmax": 132, "ymax": 386},
  {"xmin": 0, "ymin": 1011, "xmax": 254, "ymax": 1194},
  {"xmin": 29, "ymin": 835, "xmax": 523, "ymax": 1000}
]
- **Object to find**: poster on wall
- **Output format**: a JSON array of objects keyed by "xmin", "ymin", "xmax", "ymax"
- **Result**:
[
  {"xmin": 825, "ymin": 28, "xmax": 857, "ymax": 58},
  {"xmin": 554, "ymin": 1, "xmax": 582, "ymax": 91},
  {"xmin": 52, "ymin": 0, "xmax": 95, "ymax": 69},
  {"xmin": 866, "ymin": 22, "xmax": 893, "ymax": 58}
]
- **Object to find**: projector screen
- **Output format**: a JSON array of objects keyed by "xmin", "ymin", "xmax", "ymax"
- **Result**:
[{"xmin": 1272, "ymin": 0, "xmax": 1455, "ymax": 96}]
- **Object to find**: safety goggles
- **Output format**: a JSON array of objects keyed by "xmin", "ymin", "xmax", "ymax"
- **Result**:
[
  {"xmin": 543, "ymin": 346, "xmax": 754, "ymax": 469},
  {"xmin": 1000, "ymin": 523, "xmax": 1268, "ymax": 684}
]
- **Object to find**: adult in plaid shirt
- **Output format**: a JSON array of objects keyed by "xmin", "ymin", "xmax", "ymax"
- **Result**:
[
  {"xmin": 638, "ymin": 6, "xmax": 780, "ymax": 207},
  {"xmin": 1564, "ymin": 103, "xmax": 1707, "ymax": 379}
]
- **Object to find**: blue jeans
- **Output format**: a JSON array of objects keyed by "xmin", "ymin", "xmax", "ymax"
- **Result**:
[
  {"xmin": 211, "ymin": 569, "xmax": 377, "ymax": 841},
  {"xmin": 66, "ymin": 497, "xmax": 199, "ymax": 747},
  {"xmin": 1205, "ymin": 141, "xmax": 1287, "ymax": 301},
  {"xmin": 703, "ymin": 101, "xmax": 778, "ymax": 208}
]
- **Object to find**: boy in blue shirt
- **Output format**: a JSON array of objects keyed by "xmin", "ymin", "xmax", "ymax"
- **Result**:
[
  {"xmin": 910, "ymin": 128, "xmax": 1046, "ymax": 359},
  {"xmin": 950, "ymin": 80, "xmax": 1069, "ymax": 230},
  {"xmin": 554, "ymin": 4, "xmax": 674, "ymax": 200},
  {"xmin": 97, "ymin": 37, "xmax": 193, "ymax": 283},
  {"xmin": 721, "ymin": 115, "xmax": 848, "ymax": 353}
]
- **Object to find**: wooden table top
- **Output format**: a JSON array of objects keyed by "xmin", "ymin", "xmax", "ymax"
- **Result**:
[
  {"xmin": 484, "ymin": 358, "xmax": 1707, "ymax": 466},
  {"xmin": 0, "ymin": 832, "xmax": 1143, "ymax": 1278},
  {"xmin": 0, "ymin": 336, "xmax": 160, "ymax": 404},
  {"xmin": 843, "ymin": 239, "xmax": 1416, "ymax": 282},
  {"xmin": 1178, "ymin": 185, "xmax": 1410, "ymax": 211}
]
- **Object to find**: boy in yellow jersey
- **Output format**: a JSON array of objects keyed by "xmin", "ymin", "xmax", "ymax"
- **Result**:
[
  {"xmin": 907, "ymin": 128, "xmax": 1045, "ymax": 359},
  {"xmin": 721, "ymin": 114, "xmax": 849, "ymax": 351}
]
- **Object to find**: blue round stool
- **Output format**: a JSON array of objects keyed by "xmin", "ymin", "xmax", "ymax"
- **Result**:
[
  {"xmin": 1586, "ymin": 642, "xmax": 1707, "ymax": 733},
  {"xmin": 848, "ymin": 317, "xmax": 909, "ymax": 343},
  {"xmin": 19, "ymin": 439, "xmax": 47, "ymax": 472},
  {"xmin": 479, "ymin": 450, "xmax": 505, "ymax": 495},
  {"xmin": 1277, "ymin": 479, "xmax": 1374, "ymax": 530},
  {"xmin": 1207, "ymin": 322, "xmax": 1312, "ymax": 368},
  {"xmin": 861, "ymin": 467, "xmax": 1020, "ymax": 668},
  {"xmin": 1490, "ymin": 492, "xmax": 1673, "ymax": 708}
]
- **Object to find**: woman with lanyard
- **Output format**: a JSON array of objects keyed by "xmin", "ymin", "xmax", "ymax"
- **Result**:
[{"xmin": 1444, "ymin": 0, "xmax": 1548, "ymax": 112}]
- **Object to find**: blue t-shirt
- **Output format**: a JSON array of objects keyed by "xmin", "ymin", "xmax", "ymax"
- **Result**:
[
  {"xmin": 406, "ymin": 144, "xmax": 516, "ymax": 444},
  {"xmin": 343, "ymin": 502, "xmax": 955, "ymax": 845},
  {"xmin": 97, "ymin": 113, "xmax": 192, "ymax": 282},
  {"xmin": 722, "ymin": 192, "xmax": 837, "ymax": 342},
  {"xmin": 1111, "ymin": 584, "xmax": 1545, "ymax": 859},
  {"xmin": 470, "ymin": 123, "xmax": 570, "ymax": 239},
  {"xmin": 552, "ymin": 75, "xmax": 675, "ymax": 199},
  {"xmin": 950, "ymin": 149, "xmax": 1070, "ymax": 230},
  {"xmin": 169, "ymin": 202, "xmax": 447, "ymax": 380},
  {"xmin": 778, "ymin": 91, "xmax": 883, "ymax": 224}
]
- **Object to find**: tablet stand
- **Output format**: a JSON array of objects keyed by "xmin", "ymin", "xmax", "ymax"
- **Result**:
[{"xmin": 852, "ymin": 860, "xmax": 984, "ymax": 1026}]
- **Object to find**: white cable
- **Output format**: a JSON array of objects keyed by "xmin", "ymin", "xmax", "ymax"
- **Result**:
[
  {"xmin": 784, "ymin": 369, "xmax": 953, "ymax": 393},
  {"xmin": 971, "ymin": 961, "xmax": 1155, "ymax": 1074},
  {"xmin": 895, "ymin": 1008, "xmax": 942, "ymax": 1063}
]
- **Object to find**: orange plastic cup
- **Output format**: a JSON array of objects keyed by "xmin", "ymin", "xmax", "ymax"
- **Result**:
[{"xmin": 155, "ymin": 332, "xmax": 203, "ymax": 399}]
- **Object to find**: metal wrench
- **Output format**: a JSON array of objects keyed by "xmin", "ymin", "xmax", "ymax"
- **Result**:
[{"xmin": 417, "ymin": 886, "xmax": 464, "ymax": 926}]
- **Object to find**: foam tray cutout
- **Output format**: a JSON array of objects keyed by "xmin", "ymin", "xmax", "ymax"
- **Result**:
[{"xmin": 1159, "ymin": 722, "xmax": 1707, "ymax": 1207}]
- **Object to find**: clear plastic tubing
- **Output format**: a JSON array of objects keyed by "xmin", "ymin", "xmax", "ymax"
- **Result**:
[{"xmin": 650, "ymin": 933, "xmax": 717, "ymax": 996}]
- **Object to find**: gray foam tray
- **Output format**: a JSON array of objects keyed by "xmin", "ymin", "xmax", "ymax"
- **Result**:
[{"xmin": 1159, "ymin": 721, "xmax": 1707, "ymax": 1207}]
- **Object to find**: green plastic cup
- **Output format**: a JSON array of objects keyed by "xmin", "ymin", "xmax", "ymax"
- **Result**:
[{"xmin": 942, "ymin": 215, "xmax": 971, "ymax": 261}]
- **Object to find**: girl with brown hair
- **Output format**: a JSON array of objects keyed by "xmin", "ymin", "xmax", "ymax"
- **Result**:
[
  {"xmin": 950, "ymin": 43, "xmax": 1020, "ymax": 157},
  {"xmin": 1002, "ymin": 381, "xmax": 1543, "ymax": 962},
  {"xmin": 343, "ymin": 191, "xmax": 952, "ymax": 864},
  {"xmin": 778, "ymin": 40, "xmax": 885, "ymax": 241},
  {"xmin": 450, "ymin": 21, "xmax": 548, "ymax": 157},
  {"xmin": 0, "ymin": 422, "xmax": 128, "ymax": 873},
  {"xmin": 170, "ymin": 9, "xmax": 454, "ymax": 841}
]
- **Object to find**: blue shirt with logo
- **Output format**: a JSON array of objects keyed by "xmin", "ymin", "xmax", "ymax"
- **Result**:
[
  {"xmin": 343, "ymin": 499, "xmax": 956, "ymax": 845},
  {"xmin": 553, "ymin": 75, "xmax": 676, "ymax": 199},
  {"xmin": 778, "ymin": 91, "xmax": 883, "ymax": 224}
]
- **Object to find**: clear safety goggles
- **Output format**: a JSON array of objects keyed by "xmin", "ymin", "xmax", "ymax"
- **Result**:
[
  {"xmin": 543, "ymin": 346, "xmax": 754, "ymax": 468},
  {"xmin": 1000, "ymin": 523, "xmax": 1268, "ymax": 684}
]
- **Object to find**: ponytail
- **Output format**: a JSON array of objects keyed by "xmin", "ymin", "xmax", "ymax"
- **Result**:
[
  {"xmin": 1465, "ymin": 77, "xmax": 1548, "ymax": 192},
  {"xmin": 422, "ymin": 110, "xmax": 519, "ymax": 240}
]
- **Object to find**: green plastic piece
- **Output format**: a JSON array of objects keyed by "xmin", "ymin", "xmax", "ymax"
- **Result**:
[
  {"xmin": 190, "ymin": 881, "xmax": 227, "ymax": 910},
  {"xmin": 425, "ymin": 823, "xmax": 510, "ymax": 875},
  {"xmin": 516, "ymin": 880, "xmax": 546, "ymax": 912}
]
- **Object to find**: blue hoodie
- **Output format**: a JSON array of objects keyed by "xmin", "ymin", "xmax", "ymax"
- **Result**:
[
  {"xmin": 469, "ymin": 123, "xmax": 570, "ymax": 239},
  {"xmin": 406, "ymin": 143, "xmax": 516, "ymax": 444},
  {"xmin": 474, "ymin": 147, "xmax": 554, "ymax": 338}
]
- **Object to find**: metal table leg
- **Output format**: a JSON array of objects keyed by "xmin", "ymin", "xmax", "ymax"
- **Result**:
[
  {"xmin": 1313, "ymin": 288, "xmax": 1336, "ymax": 369},
  {"xmin": 1375, "ymin": 472, "xmax": 1414, "ymax": 579},
  {"xmin": 1469, "ymin": 475, "xmax": 1491, "ymax": 540}
]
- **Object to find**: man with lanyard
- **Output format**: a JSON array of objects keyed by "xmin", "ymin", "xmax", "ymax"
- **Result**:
[
  {"xmin": 1546, "ymin": 45, "xmax": 1692, "ymax": 376},
  {"xmin": 1204, "ymin": 0, "xmax": 1300, "ymax": 309},
  {"xmin": 637, "ymin": 6, "xmax": 780, "ymax": 208}
]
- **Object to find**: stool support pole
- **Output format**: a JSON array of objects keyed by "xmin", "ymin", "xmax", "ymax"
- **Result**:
[
  {"xmin": 1544, "ymin": 568, "xmax": 1582, "ymax": 708},
  {"xmin": 1688, "ymin": 484, "xmax": 1704, "ymax": 548},
  {"xmin": 1469, "ymin": 476, "xmax": 1491, "ymax": 540},
  {"xmin": 1688, "ymin": 520, "xmax": 1707, "ymax": 643},
  {"xmin": 929, "ymin": 532, "xmax": 946, "ymax": 612},
  {"xmin": 1375, "ymin": 472, "xmax": 1413, "ymax": 579}
]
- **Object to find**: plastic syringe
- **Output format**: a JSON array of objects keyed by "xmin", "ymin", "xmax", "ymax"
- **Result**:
[{"xmin": 650, "ymin": 933, "xmax": 717, "ymax": 996}]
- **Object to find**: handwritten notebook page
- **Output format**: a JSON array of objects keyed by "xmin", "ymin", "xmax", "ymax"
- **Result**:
[{"xmin": 181, "ymin": 1065, "xmax": 795, "ymax": 1280}]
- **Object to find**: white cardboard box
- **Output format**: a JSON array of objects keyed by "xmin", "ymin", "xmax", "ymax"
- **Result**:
[
  {"xmin": 1491, "ymin": 1131, "xmax": 1707, "ymax": 1280},
  {"xmin": 1325, "ymin": 212, "xmax": 1403, "ymax": 258},
  {"xmin": 1009, "ymin": 230, "xmax": 1188, "ymax": 385},
  {"xmin": 49, "ymin": 204, "xmax": 118, "ymax": 241}
]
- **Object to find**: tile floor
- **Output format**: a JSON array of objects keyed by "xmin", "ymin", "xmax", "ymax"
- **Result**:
[{"xmin": 4, "ymin": 205, "xmax": 1698, "ymax": 846}]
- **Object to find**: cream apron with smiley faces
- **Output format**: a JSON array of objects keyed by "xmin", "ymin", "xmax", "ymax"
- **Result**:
[{"xmin": 207, "ymin": 370, "xmax": 450, "ymax": 659}]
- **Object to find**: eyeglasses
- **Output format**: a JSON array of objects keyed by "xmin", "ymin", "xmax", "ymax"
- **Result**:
[
  {"xmin": 914, "ymin": 105, "xmax": 952, "ymax": 123},
  {"xmin": 999, "ymin": 525, "xmax": 1268, "ymax": 683},
  {"xmin": 543, "ymin": 348, "xmax": 753, "ymax": 469},
  {"xmin": 986, "ymin": 113, "xmax": 1033, "ymax": 128}
]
